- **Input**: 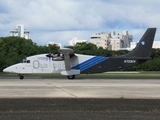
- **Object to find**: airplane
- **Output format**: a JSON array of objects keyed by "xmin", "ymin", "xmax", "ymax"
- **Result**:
[{"xmin": 3, "ymin": 28, "xmax": 156, "ymax": 79}]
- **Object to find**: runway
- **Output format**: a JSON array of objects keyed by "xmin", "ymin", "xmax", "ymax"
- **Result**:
[
  {"xmin": 0, "ymin": 78, "xmax": 160, "ymax": 120},
  {"xmin": 0, "ymin": 78, "xmax": 160, "ymax": 98}
]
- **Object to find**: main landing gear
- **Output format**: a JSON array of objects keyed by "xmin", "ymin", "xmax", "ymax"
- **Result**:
[{"xmin": 67, "ymin": 75, "xmax": 75, "ymax": 79}]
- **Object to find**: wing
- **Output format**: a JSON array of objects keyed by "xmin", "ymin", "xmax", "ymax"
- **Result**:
[
  {"xmin": 59, "ymin": 48, "xmax": 75, "ymax": 70},
  {"xmin": 59, "ymin": 48, "xmax": 80, "ymax": 76}
]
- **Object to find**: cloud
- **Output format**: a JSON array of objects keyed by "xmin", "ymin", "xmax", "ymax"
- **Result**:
[
  {"xmin": 0, "ymin": 0, "xmax": 160, "ymax": 46},
  {"xmin": 32, "ymin": 30, "xmax": 94, "ymax": 46}
]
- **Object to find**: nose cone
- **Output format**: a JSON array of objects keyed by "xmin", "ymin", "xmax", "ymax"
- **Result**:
[
  {"xmin": 3, "ymin": 65, "xmax": 17, "ymax": 73},
  {"xmin": 3, "ymin": 68, "xmax": 8, "ymax": 73}
]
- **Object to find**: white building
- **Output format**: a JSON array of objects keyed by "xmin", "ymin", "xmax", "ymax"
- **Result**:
[
  {"xmin": 68, "ymin": 36, "xmax": 87, "ymax": 46},
  {"xmin": 152, "ymin": 41, "xmax": 160, "ymax": 48},
  {"xmin": 90, "ymin": 33, "xmax": 108, "ymax": 49},
  {"xmin": 130, "ymin": 42, "xmax": 137, "ymax": 49},
  {"xmin": 109, "ymin": 38, "xmax": 123, "ymax": 51},
  {"xmin": 130, "ymin": 41, "xmax": 160, "ymax": 50},
  {"xmin": 46, "ymin": 42, "xmax": 62, "ymax": 48},
  {"xmin": 90, "ymin": 31, "xmax": 133, "ymax": 50},
  {"xmin": 10, "ymin": 24, "xmax": 30, "ymax": 39}
]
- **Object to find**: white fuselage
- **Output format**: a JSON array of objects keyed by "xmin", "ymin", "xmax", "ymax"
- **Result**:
[{"xmin": 3, "ymin": 53, "xmax": 94, "ymax": 76}]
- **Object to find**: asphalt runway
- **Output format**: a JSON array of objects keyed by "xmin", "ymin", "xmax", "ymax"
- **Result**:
[
  {"xmin": 0, "ymin": 78, "xmax": 160, "ymax": 98},
  {"xmin": 0, "ymin": 78, "xmax": 160, "ymax": 120}
]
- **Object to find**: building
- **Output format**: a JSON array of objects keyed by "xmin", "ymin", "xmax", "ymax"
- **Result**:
[
  {"xmin": 90, "ymin": 31, "xmax": 133, "ymax": 50},
  {"xmin": 68, "ymin": 36, "xmax": 87, "ymax": 46},
  {"xmin": 109, "ymin": 38, "xmax": 123, "ymax": 51},
  {"xmin": 46, "ymin": 42, "xmax": 62, "ymax": 48},
  {"xmin": 90, "ymin": 32, "xmax": 108, "ymax": 49},
  {"xmin": 130, "ymin": 41, "xmax": 160, "ymax": 50},
  {"xmin": 152, "ymin": 41, "xmax": 160, "ymax": 48},
  {"xmin": 130, "ymin": 42, "xmax": 137, "ymax": 49},
  {"xmin": 10, "ymin": 24, "xmax": 30, "ymax": 39}
]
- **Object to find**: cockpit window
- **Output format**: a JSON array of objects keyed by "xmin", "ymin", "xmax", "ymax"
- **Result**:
[
  {"xmin": 21, "ymin": 59, "xmax": 30, "ymax": 63},
  {"xmin": 27, "ymin": 60, "xmax": 30, "ymax": 63}
]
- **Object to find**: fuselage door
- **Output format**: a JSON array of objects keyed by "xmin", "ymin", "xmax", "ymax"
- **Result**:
[{"xmin": 32, "ymin": 56, "xmax": 51, "ymax": 73}]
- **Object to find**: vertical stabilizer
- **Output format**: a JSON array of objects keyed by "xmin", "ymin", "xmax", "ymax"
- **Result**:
[{"xmin": 119, "ymin": 28, "xmax": 156, "ymax": 58}]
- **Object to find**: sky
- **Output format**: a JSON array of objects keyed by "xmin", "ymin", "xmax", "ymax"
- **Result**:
[{"xmin": 0, "ymin": 0, "xmax": 160, "ymax": 46}]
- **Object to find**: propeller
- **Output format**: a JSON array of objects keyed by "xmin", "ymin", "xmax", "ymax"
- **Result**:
[
  {"xmin": 46, "ymin": 53, "xmax": 54, "ymax": 58},
  {"xmin": 46, "ymin": 52, "xmax": 61, "ymax": 58}
]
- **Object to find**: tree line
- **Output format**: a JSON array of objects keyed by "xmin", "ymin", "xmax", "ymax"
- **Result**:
[
  {"xmin": 0, "ymin": 36, "xmax": 59, "ymax": 71},
  {"xmin": 0, "ymin": 36, "xmax": 160, "ymax": 72}
]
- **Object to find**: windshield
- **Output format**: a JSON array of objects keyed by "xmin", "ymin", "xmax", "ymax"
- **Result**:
[{"xmin": 20, "ymin": 59, "xmax": 30, "ymax": 63}]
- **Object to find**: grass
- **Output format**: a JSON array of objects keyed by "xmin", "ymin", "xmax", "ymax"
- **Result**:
[
  {"xmin": 120, "ymin": 96, "xmax": 125, "ymax": 99},
  {"xmin": 1, "ymin": 71, "xmax": 160, "ymax": 79},
  {"xmin": 78, "ymin": 72, "xmax": 160, "ymax": 79}
]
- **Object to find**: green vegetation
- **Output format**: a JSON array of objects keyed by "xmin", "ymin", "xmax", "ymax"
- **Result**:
[
  {"xmin": 0, "ymin": 36, "xmax": 59, "ymax": 71},
  {"xmin": 66, "ymin": 42, "xmax": 128, "ymax": 56},
  {"xmin": 120, "ymin": 96, "xmax": 125, "ymax": 99},
  {"xmin": 0, "ymin": 36, "xmax": 160, "ymax": 72}
]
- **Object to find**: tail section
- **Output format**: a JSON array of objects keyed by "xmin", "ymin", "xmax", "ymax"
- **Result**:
[{"xmin": 119, "ymin": 28, "xmax": 156, "ymax": 58}]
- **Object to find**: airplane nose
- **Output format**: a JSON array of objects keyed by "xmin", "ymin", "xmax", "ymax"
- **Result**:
[
  {"xmin": 3, "ymin": 68, "xmax": 8, "ymax": 72},
  {"xmin": 3, "ymin": 67, "xmax": 12, "ymax": 73},
  {"xmin": 3, "ymin": 66, "xmax": 17, "ymax": 73}
]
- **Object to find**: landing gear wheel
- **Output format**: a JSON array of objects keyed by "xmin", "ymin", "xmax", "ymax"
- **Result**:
[
  {"xmin": 67, "ymin": 75, "xmax": 75, "ymax": 79},
  {"xmin": 19, "ymin": 76, "xmax": 24, "ymax": 80}
]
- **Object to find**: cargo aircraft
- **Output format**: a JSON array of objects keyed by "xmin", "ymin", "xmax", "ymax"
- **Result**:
[{"xmin": 3, "ymin": 28, "xmax": 156, "ymax": 79}]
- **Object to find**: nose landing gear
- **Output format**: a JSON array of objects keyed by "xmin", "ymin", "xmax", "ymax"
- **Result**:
[{"xmin": 19, "ymin": 75, "xmax": 24, "ymax": 80}]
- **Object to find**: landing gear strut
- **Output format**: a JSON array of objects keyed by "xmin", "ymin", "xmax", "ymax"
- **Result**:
[{"xmin": 67, "ymin": 75, "xmax": 75, "ymax": 79}]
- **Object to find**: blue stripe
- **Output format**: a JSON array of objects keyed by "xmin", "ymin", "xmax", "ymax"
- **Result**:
[{"xmin": 72, "ymin": 56, "xmax": 108, "ymax": 71}]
